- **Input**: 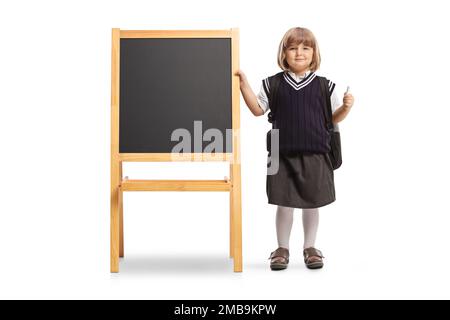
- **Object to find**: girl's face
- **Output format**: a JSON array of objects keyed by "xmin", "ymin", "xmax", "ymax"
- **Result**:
[{"xmin": 285, "ymin": 42, "xmax": 313, "ymax": 73}]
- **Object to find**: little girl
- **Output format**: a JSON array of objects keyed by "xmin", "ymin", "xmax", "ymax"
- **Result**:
[{"xmin": 236, "ymin": 27, "xmax": 354, "ymax": 270}]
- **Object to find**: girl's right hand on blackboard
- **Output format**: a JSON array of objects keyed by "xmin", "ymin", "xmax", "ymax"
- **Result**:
[{"xmin": 235, "ymin": 69, "xmax": 247, "ymax": 85}]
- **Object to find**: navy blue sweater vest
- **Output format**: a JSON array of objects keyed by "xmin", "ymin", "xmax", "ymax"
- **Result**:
[{"xmin": 266, "ymin": 73, "xmax": 332, "ymax": 154}]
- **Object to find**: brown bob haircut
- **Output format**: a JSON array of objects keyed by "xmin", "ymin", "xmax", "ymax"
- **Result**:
[{"xmin": 277, "ymin": 27, "xmax": 321, "ymax": 72}]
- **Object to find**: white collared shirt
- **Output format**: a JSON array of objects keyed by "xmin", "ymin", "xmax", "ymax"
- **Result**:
[{"xmin": 287, "ymin": 70, "xmax": 311, "ymax": 82}]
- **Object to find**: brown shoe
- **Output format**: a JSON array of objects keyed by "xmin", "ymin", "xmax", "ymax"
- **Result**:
[
  {"xmin": 303, "ymin": 247, "xmax": 324, "ymax": 269},
  {"xmin": 269, "ymin": 247, "xmax": 290, "ymax": 271}
]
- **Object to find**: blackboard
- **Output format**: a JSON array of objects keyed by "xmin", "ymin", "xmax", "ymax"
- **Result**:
[
  {"xmin": 110, "ymin": 29, "xmax": 242, "ymax": 273},
  {"xmin": 119, "ymin": 38, "xmax": 232, "ymax": 153}
]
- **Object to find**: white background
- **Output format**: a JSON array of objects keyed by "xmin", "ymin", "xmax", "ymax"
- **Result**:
[{"xmin": 1, "ymin": 0, "xmax": 449, "ymax": 299}]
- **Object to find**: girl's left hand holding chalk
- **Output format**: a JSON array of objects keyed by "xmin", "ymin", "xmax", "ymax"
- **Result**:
[{"xmin": 343, "ymin": 86, "xmax": 354, "ymax": 110}]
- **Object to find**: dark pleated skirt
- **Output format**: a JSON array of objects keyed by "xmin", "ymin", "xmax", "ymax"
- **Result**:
[{"xmin": 266, "ymin": 152, "xmax": 336, "ymax": 209}]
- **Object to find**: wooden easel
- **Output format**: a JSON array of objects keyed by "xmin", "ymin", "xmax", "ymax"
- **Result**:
[{"xmin": 110, "ymin": 28, "xmax": 242, "ymax": 273}]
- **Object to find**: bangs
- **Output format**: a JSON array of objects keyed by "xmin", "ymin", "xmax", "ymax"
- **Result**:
[{"xmin": 284, "ymin": 28, "xmax": 316, "ymax": 49}]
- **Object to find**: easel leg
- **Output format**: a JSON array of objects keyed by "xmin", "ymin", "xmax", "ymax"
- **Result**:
[
  {"xmin": 231, "ymin": 163, "xmax": 242, "ymax": 272},
  {"xmin": 111, "ymin": 162, "xmax": 120, "ymax": 273},
  {"xmin": 229, "ymin": 165, "xmax": 234, "ymax": 259},
  {"xmin": 119, "ymin": 162, "xmax": 124, "ymax": 258},
  {"xmin": 119, "ymin": 188, "xmax": 124, "ymax": 258}
]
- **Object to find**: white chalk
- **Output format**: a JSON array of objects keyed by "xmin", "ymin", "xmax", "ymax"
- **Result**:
[{"xmin": 345, "ymin": 86, "xmax": 350, "ymax": 94}]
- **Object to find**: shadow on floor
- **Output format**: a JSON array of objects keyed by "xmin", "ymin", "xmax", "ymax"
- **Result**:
[{"xmin": 116, "ymin": 254, "xmax": 236, "ymax": 275}]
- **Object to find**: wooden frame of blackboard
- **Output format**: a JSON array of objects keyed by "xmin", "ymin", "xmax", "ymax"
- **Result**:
[{"xmin": 110, "ymin": 28, "xmax": 242, "ymax": 273}]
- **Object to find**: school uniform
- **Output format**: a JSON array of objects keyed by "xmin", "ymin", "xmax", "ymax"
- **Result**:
[{"xmin": 257, "ymin": 70, "xmax": 340, "ymax": 209}]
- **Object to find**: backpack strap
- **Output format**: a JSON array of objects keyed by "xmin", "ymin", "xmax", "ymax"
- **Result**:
[
  {"xmin": 318, "ymin": 76, "xmax": 334, "ymax": 132},
  {"xmin": 266, "ymin": 72, "xmax": 284, "ymax": 123}
]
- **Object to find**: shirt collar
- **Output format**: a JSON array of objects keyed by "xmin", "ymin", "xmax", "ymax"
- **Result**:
[{"xmin": 287, "ymin": 70, "xmax": 311, "ymax": 82}]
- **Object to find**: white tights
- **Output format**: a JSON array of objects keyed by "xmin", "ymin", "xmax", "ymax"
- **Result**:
[{"xmin": 276, "ymin": 205, "xmax": 319, "ymax": 250}]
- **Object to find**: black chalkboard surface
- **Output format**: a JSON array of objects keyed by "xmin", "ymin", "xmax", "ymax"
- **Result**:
[{"xmin": 119, "ymin": 38, "xmax": 232, "ymax": 153}]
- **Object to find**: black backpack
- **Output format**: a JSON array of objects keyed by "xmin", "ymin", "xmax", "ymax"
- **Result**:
[{"xmin": 266, "ymin": 73, "xmax": 342, "ymax": 170}]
